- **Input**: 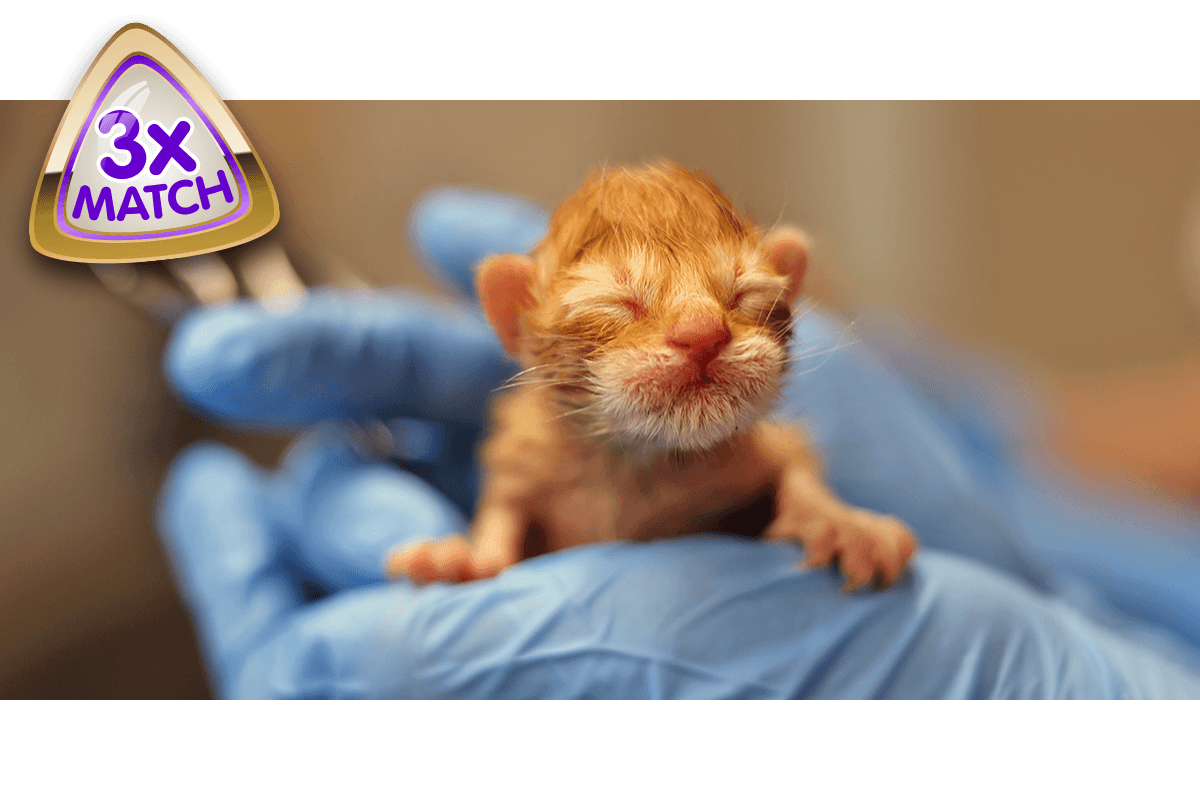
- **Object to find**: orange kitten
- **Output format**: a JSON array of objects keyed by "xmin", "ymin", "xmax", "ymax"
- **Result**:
[{"xmin": 387, "ymin": 162, "xmax": 917, "ymax": 590}]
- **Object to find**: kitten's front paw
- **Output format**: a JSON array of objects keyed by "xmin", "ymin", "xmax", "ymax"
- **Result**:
[
  {"xmin": 385, "ymin": 535, "xmax": 511, "ymax": 585},
  {"xmin": 765, "ymin": 506, "xmax": 917, "ymax": 591}
]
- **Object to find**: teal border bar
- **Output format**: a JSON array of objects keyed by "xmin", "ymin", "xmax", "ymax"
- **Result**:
[
  {"xmin": 7, "ymin": 0, "xmax": 1200, "ymax": 97},
  {"xmin": 4, "ymin": 705, "xmax": 1195, "ymax": 796}
]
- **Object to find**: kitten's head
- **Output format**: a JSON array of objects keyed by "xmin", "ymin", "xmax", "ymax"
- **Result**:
[{"xmin": 478, "ymin": 161, "xmax": 808, "ymax": 452}]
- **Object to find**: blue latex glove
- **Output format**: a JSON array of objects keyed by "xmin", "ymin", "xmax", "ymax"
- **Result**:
[{"xmin": 158, "ymin": 188, "xmax": 1200, "ymax": 698}]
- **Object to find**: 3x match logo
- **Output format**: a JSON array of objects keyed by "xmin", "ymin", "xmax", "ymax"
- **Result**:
[
  {"xmin": 67, "ymin": 63, "xmax": 242, "ymax": 237},
  {"xmin": 30, "ymin": 24, "xmax": 278, "ymax": 263}
]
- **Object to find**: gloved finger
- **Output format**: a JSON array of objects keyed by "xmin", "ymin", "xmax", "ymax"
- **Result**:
[
  {"xmin": 156, "ymin": 442, "xmax": 304, "ymax": 697},
  {"xmin": 227, "ymin": 538, "xmax": 1200, "ymax": 699},
  {"xmin": 267, "ymin": 428, "xmax": 469, "ymax": 592},
  {"xmin": 164, "ymin": 289, "xmax": 515, "ymax": 427},
  {"xmin": 828, "ymin": 316, "xmax": 1200, "ymax": 654},
  {"xmin": 783, "ymin": 311, "xmax": 1058, "ymax": 592},
  {"xmin": 228, "ymin": 536, "xmax": 854, "ymax": 698},
  {"xmin": 408, "ymin": 187, "xmax": 549, "ymax": 301},
  {"xmin": 369, "ymin": 416, "xmax": 483, "ymax": 515},
  {"xmin": 1007, "ymin": 465, "xmax": 1200, "ymax": 659},
  {"xmin": 855, "ymin": 315, "xmax": 1037, "ymax": 462}
]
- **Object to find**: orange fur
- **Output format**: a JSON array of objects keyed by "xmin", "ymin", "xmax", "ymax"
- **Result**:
[{"xmin": 387, "ymin": 162, "xmax": 917, "ymax": 591}]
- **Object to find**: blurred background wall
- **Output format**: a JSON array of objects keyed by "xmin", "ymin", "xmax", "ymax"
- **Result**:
[{"xmin": 4, "ymin": 101, "xmax": 1200, "ymax": 697}]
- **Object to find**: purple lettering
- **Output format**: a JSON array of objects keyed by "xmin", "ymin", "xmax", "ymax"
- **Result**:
[
  {"xmin": 97, "ymin": 109, "xmax": 147, "ymax": 181},
  {"xmin": 147, "ymin": 119, "xmax": 197, "ymax": 175},
  {"xmin": 168, "ymin": 180, "xmax": 198, "ymax": 215},
  {"xmin": 195, "ymin": 170, "xmax": 234, "ymax": 210},
  {"xmin": 71, "ymin": 185, "xmax": 115, "ymax": 221},
  {"xmin": 116, "ymin": 186, "xmax": 150, "ymax": 222},
  {"xmin": 143, "ymin": 184, "xmax": 168, "ymax": 219}
]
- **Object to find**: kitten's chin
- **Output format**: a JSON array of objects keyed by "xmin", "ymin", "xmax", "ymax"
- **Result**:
[
  {"xmin": 606, "ymin": 398, "xmax": 769, "ymax": 452},
  {"xmin": 591, "ymin": 340, "xmax": 785, "ymax": 452}
]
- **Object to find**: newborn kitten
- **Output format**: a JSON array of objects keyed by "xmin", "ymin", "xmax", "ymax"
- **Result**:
[{"xmin": 387, "ymin": 162, "xmax": 917, "ymax": 590}]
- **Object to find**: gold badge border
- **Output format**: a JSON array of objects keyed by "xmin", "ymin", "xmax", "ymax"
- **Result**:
[{"xmin": 29, "ymin": 23, "xmax": 280, "ymax": 263}]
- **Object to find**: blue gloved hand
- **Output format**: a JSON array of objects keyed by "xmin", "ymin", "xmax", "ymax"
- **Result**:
[{"xmin": 157, "ymin": 188, "xmax": 1200, "ymax": 698}]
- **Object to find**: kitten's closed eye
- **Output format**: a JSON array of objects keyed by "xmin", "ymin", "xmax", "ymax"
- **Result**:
[
  {"xmin": 559, "ymin": 291, "xmax": 649, "ymax": 327},
  {"xmin": 731, "ymin": 287, "xmax": 790, "ymax": 325}
]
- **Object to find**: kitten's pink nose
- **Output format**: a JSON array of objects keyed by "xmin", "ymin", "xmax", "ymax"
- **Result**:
[{"xmin": 667, "ymin": 312, "xmax": 731, "ymax": 369}]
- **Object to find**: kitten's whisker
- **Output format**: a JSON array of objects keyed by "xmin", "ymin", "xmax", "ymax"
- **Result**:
[
  {"xmin": 783, "ymin": 325, "xmax": 858, "ymax": 376},
  {"xmin": 552, "ymin": 405, "xmax": 598, "ymax": 423},
  {"xmin": 785, "ymin": 342, "xmax": 843, "ymax": 361},
  {"xmin": 771, "ymin": 187, "xmax": 789, "ymax": 233},
  {"xmin": 506, "ymin": 364, "xmax": 555, "ymax": 380},
  {"xmin": 494, "ymin": 378, "xmax": 576, "ymax": 394},
  {"xmin": 497, "ymin": 376, "xmax": 572, "ymax": 389}
]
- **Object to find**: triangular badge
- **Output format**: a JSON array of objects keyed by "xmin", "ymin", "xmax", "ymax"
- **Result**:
[{"xmin": 30, "ymin": 23, "xmax": 279, "ymax": 263}]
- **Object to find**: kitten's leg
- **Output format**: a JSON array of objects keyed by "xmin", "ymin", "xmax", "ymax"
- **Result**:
[
  {"xmin": 752, "ymin": 423, "xmax": 916, "ymax": 590},
  {"xmin": 765, "ymin": 463, "xmax": 917, "ymax": 591},
  {"xmin": 384, "ymin": 501, "xmax": 527, "ymax": 585},
  {"xmin": 468, "ymin": 502, "xmax": 526, "ymax": 579}
]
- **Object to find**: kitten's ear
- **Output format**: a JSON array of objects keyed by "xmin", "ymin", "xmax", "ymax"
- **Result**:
[
  {"xmin": 477, "ymin": 254, "xmax": 537, "ymax": 357},
  {"xmin": 762, "ymin": 226, "xmax": 810, "ymax": 305}
]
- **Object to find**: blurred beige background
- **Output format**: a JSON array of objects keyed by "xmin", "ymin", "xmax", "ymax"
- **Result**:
[{"xmin": 3, "ymin": 101, "xmax": 1200, "ymax": 697}]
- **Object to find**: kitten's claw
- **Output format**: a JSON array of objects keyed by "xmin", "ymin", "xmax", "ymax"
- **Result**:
[
  {"xmin": 386, "ymin": 535, "xmax": 478, "ymax": 585},
  {"xmin": 769, "ymin": 506, "xmax": 917, "ymax": 591},
  {"xmin": 385, "ymin": 534, "xmax": 522, "ymax": 585}
]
